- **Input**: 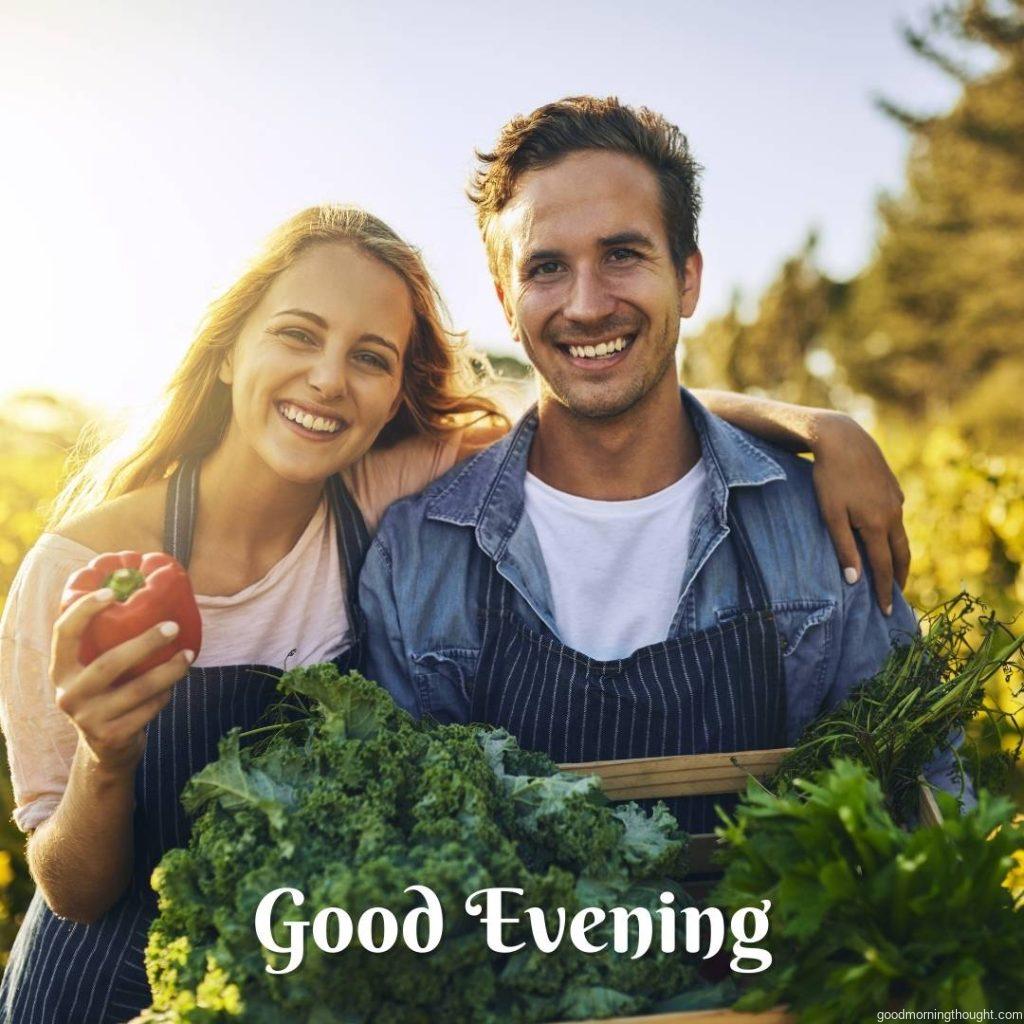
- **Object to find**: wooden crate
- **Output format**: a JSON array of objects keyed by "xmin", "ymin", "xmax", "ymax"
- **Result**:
[
  {"xmin": 553, "ymin": 748, "xmax": 794, "ymax": 1024},
  {"xmin": 552, "ymin": 750, "xmax": 947, "ymax": 1024}
]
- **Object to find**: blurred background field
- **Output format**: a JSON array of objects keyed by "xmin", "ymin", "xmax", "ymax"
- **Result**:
[{"xmin": 2, "ymin": 0, "xmax": 1023, "ymax": 968}]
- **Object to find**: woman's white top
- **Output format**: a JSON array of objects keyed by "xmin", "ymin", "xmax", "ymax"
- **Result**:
[{"xmin": 0, "ymin": 435, "xmax": 458, "ymax": 832}]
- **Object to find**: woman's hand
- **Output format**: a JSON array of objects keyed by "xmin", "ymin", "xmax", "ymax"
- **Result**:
[
  {"xmin": 811, "ymin": 412, "xmax": 911, "ymax": 615},
  {"xmin": 51, "ymin": 589, "xmax": 194, "ymax": 776}
]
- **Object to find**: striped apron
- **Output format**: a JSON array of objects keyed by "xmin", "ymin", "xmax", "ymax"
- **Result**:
[
  {"xmin": 1, "ymin": 459, "xmax": 369, "ymax": 1024},
  {"xmin": 470, "ymin": 506, "xmax": 787, "ymax": 833}
]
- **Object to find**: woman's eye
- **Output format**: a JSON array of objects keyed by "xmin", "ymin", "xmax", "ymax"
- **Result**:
[
  {"xmin": 278, "ymin": 327, "xmax": 317, "ymax": 346},
  {"xmin": 356, "ymin": 351, "xmax": 390, "ymax": 371}
]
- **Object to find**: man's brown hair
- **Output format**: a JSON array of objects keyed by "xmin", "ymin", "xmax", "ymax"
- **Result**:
[{"xmin": 468, "ymin": 95, "xmax": 703, "ymax": 282}]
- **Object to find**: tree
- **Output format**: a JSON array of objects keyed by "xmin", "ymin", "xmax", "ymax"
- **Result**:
[
  {"xmin": 840, "ymin": 0, "xmax": 1024, "ymax": 436},
  {"xmin": 682, "ymin": 233, "xmax": 850, "ymax": 409}
]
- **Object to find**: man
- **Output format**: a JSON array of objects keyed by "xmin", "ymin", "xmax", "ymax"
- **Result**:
[{"xmin": 359, "ymin": 96, "xmax": 963, "ymax": 828}]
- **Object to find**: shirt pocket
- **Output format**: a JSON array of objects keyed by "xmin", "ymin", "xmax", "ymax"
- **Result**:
[
  {"xmin": 715, "ymin": 598, "xmax": 836, "ymax": 739},
  {"xmin": 410, "ymin": 647, "xmax": 478, "ymax": 724}
]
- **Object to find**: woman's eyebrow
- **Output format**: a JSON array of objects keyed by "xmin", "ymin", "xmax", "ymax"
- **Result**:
[
  {"xmin": 272, "ymin": 308, "xmax": 328, "ymax": 327},
  {"xmin": 361, "ymin": 334, "xmax": 400, "ymax": 356}
]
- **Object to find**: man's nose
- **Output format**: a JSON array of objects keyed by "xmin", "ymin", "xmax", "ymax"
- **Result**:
[
  {"xmin": 306, "ymin": 349, "xmax": 349, "ymax": 401},
  {"xmin": 562, "ymin": 265, "xmax": 617, "ymax": 323}
]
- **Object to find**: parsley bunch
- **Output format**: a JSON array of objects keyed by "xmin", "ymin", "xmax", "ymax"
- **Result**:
[{"xmin": 714, "ymin": 760, "xmax": 1024, "ymax": 1019}]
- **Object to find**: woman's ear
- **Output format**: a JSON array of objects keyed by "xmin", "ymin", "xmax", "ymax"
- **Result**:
[
  {"xmin": 218, "ymin": 352, "xmax": 234, "ymax": 386},
  {"xmin": 387, "ymin": 391, "xmax": 404, "ymax": 422}
]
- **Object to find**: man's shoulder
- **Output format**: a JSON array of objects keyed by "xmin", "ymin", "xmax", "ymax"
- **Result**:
[
  {"xmin": 711, "ymin": 419, "xmax": 818, "ymax": 507},
  {"xmin": 718, "ymin": 426, "xmax": 838, "ymax": 582}
]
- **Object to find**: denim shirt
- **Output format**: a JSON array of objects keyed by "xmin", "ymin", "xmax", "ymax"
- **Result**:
[{"xmin": 360, "ymin": 389, "xmax": 969, "ymax": 802}]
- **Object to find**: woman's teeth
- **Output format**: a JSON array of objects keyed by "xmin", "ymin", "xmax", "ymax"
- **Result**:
[
  {"xmin": 567, "ymin": 336, "xmax": 631, "ymax": 360},
  {"xmin": 279, "ymin": 403, "xmax": 342, "ymax": 434}
]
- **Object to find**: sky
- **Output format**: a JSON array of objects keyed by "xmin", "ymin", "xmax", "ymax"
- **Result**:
[{"xmin": 1, "ymin": 0, "xmax": 963, "ymax": 412}]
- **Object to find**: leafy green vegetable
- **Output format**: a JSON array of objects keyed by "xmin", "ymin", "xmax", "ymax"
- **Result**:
[
  {"xmin": 713, "ymin": 759, "xmax": 1024, "ymax": 1019},
  {"xmin": 773, "ymin": 594, "xmax": 1024, "ymax": 822},
  {"xmin": 138, "ymin": 666, "xmax": 720, "ymax": 1023}
]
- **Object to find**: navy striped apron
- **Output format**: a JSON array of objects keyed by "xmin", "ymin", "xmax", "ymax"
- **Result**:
[
  {"xmin": 1, "ymin": 458, "xmax": 369, "ymax": 1024},
  {"xmin": 471, "ymin": 505, "xmax": 786, "ymax": 834}
]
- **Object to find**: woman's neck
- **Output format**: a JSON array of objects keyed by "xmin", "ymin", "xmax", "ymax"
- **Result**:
[{"xmin": 193, "ymin": 435, "xmax": 326, "ymax": 582}]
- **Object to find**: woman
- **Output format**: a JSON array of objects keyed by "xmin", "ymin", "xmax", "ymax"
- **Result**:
[{"xmin": 0, "ymin": 204, "xmax": 904, "ymax": 1023}]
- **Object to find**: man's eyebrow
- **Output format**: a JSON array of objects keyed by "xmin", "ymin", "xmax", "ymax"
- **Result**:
[
  {"xmin": 520, "ymin": 248, "xmax": 565, "ymax": 267},
  {"xmin": 272, "ymin": 308, "xmax": 328, "ymax": 328},
  {"xmin": 599, "ymin": 231, "xmax": 656, "ymax": 250}
]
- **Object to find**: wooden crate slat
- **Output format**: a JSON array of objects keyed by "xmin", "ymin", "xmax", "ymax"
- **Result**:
[
  {"xmin": 551, "ymin": 1006, "xmax": 793, "ymax": 1023},
  {"xmin": 557, "ymin": 748, "xmax": 791, "ymax": 799},
  {"xmin": 917, "ymin": 778, "xmax": 945, "ymax": 828}
]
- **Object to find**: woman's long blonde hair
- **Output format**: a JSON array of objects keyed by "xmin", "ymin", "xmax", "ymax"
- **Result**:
[{"xmin": 50, "ymin": 205, "xmax": 507, "ymax": 527}]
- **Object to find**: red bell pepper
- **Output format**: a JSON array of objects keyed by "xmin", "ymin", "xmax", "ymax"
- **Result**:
[{"xmin": 60, "ymin": 551, "xmax": 202, "ymax": 681}]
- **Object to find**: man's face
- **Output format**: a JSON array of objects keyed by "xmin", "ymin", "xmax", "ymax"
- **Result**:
[{"xmin": 494, "ymin": 150, "xmax": 701, "ymax": 420}]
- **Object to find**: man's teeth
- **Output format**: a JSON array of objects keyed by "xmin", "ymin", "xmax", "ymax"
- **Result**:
[
  {"xmin": 568, "ymin": 336, "xmax": 631, "ymax": 360},
  {"xmin": 279, "ymin": 403, "xmax": 342, "ymax": 434}
]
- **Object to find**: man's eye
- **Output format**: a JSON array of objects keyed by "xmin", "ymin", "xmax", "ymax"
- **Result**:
[
  {"xmin": 530, "ymin": 261, "xmax": 563, "ymax": 278},
  {"xmin": 608, "ymin": 248, "xmax": 640, "ymax": 263}
]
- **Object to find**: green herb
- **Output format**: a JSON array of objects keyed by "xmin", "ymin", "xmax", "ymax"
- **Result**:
[
  {"xmin": 773, "ymin": 593, "xmax": 1024, "ymax": 822},
  {"xmin": 137, "ymin": 666, "xmax": 721, "ymax": 1023},
  {"xmin": 713, "ymin": 759, "xmax": 1024, "ymax": 1019}
]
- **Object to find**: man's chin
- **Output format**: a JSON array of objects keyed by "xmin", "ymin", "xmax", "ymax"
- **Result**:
[{"xmin": 545, "ymin": 380, "xmax": 648, "ymax": 421}]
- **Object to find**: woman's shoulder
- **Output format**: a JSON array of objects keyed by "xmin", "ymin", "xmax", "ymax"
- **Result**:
[
  {"xmin": 343, "ymin": 432, "xmax": 464, "ymax": 533},
  {"xmin": 56, "ymin": 482, "xmax": 167, "ymax": 555}
]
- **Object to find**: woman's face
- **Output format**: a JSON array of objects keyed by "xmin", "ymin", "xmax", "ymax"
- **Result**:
[{"xmin": 219, "ymin": 242, "xmax": 414, "ymax": 485}]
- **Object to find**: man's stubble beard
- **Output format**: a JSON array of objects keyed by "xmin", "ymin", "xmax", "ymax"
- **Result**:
[{"xmin": 532, "ymin": 315, "xmax": 681, "ymax": 423}]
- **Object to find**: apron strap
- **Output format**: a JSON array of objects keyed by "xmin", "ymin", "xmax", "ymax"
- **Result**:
[
  {"xmin": 163, "ymin": 456, "xmax": 201, "ymax": 567},
  {"xmin": 162, "ymin": 461, "xmax": 371, "ymax": 630},
  {"xmin": 325, "ymin": 474, "xmax": 372, "ymax": 641}
]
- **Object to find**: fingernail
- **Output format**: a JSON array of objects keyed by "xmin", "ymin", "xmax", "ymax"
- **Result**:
[
  {"xmin": 884, "ymin": 603, "xmax": 893, "ymax": 617},
  {"xmin": 159, "ymin": 621, "xmax": 180, "ymax": 638},
  {"xmin": 182, "ymin": 649, "xmax": 195, "ymax": 664},
  {"xmin": 843, "ymin": 567, "xmax": 859, "ymax": 585},
  {"xmin": 95, "ymin": 588, "xmax": 115, "ymax": 602}
]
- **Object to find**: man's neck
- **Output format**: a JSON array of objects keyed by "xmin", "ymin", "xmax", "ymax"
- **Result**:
[{"xmin": 528, "ymin": 380, "xmax": 700, "ymax": 500}]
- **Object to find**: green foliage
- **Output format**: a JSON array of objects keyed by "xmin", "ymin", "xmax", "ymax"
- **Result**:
[
  {"xmin": 681, "ymin": 233, "xmax": 850, "ymax": 410},
  {"xmin": 775, "ymin": 593, "xmax": 1024, "ymax": 820},
  {"xmin": 139, "ymin": 666, "xmax": 717, "ymax": 1023},
  {"xmin": 714, "ymin": 760, "xmax": 1024, "ymax": 1020},
  {"xmin": 0, "ymin": 394, "xmax": 90, "ymax": 966}
]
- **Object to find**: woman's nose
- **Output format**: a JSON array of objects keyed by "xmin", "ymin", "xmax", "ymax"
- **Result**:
[{"xmin": 306, "ymin": 350, "xmax": 348, "ymax": 401}]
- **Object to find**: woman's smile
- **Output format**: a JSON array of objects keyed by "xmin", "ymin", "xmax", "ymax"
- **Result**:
[{"xmin": 276, "ymin": 400, "xmax": 348, "ymax": 440}]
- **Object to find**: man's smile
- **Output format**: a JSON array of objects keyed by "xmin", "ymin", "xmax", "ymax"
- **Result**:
[{"xmin": 552, "ymin": 333, "xmax": 638, "ymax": 370}]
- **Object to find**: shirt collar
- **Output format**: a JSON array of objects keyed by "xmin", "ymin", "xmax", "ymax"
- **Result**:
[{"xmin": 425, "ymin": 387, "xmax": 787, "ymax": 555}]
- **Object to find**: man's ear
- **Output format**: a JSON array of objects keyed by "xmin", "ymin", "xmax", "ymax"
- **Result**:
[
  {"xmin": 218, "ymin": 351, "xmax": 234, "ymax": 386},
  {"xmin": 678, "ymin": 249, "xmax": 703, "ymax": 319},
  {"xmin": 494, "ymin": 278, "xmax": 521, "ymax": 344}
]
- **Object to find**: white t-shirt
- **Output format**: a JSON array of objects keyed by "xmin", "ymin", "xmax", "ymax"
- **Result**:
[{"xmin": 523, "ymin": 460, "xmax": 706, "ymax": 661}]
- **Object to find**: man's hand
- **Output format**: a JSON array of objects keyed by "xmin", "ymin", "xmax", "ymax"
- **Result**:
[{"xmin": 811, "ymin": 412, "xmax": 910, "ymax": 615}]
